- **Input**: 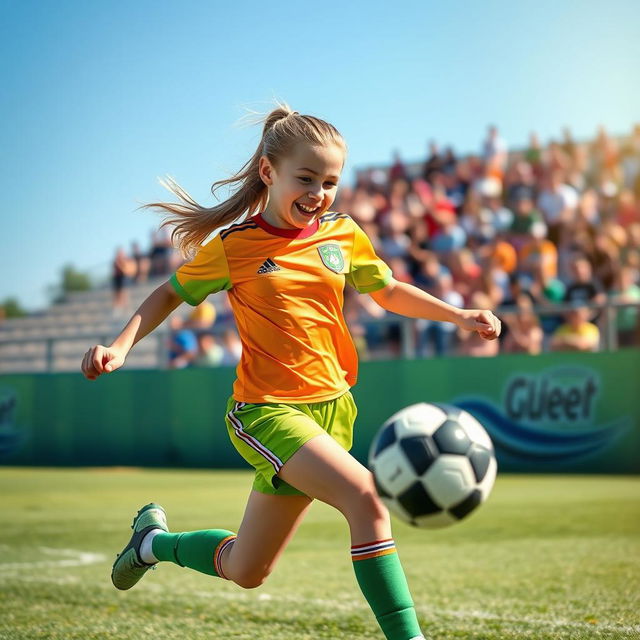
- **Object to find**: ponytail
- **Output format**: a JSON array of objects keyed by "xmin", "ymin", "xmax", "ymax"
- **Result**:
[{"xmin": 145, "ymin": 102, "xmax": 345, "ymax": 257}]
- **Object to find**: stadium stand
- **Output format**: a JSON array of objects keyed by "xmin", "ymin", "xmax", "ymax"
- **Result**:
[
  {"xmin": 0, "ymin": 279, "xmax": 173, "ymax": 372},
  {"xmin": 2, "ymin": 124, "xmax": 639, "ymax": 372}
]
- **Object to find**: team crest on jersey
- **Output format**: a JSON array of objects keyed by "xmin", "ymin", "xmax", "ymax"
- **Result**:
[{"xmin": 317, "ymin": 244, "xmax": 344, "ymax": 273}]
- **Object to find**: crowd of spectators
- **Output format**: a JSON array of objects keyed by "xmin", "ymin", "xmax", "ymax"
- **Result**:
[
  {"xmin": 166, "ymin": 300, "xmax": 242, "ymax": 369},
  {"xmin": 110, "ymin": 229, "xmax": 243, "ymax": 369},
  {"xmin": 113, "ymin": 123, "xmax": 640, "ymax": 364},
  {"xmin": 337, "ymin": 123, "xmax": 640, "ymax": 358}
]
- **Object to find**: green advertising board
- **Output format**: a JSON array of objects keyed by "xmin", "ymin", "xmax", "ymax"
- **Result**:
[
  {"xmin": 349, "ymin": 350, "xmax": 640, "ymax": 473},
  {"xmin": 1, "ymin": 350, "xmax": 639, "ymax": 472}
]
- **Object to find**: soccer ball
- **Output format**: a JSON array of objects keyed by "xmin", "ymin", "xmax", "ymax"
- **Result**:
[{"xmin": 368, "ymin": 402, "xmax": 497, "ymax": 529}]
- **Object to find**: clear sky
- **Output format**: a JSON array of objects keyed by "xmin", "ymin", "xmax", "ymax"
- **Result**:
[{"xmin": 1, "ymin": 0, "xmax": 638, "ymax": 310}]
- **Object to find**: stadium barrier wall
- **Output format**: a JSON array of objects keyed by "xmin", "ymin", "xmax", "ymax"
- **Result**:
[{"xmin": 1, "ymin": 349, "xmax": 638, "ymax": 473}]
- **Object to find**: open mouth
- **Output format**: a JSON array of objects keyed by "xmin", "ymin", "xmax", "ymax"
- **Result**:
[{"xmin": 295, "ymin": 202, "xmax": 321, "ymax": 216}]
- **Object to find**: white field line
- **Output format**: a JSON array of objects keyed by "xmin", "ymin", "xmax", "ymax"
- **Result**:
[
  {"xmin": 2, "ymin": 556, "xmax": 638, "ymax": 636},
  {"xmin": 0, "ymin": 547, "xmax": 106, "ymax": 572}
]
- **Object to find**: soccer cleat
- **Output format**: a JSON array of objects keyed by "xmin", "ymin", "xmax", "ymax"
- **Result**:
[{"xmin": 111, "ymin": 502, "xmax": 168, "ymax": 590}]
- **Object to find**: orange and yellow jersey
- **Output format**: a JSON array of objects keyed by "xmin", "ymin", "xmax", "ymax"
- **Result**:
[{"xmin": 170, "ymin": 212, "xmax": 392, "ymax": 403}]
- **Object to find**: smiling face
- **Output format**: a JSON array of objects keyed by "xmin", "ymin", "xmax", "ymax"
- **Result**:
[{"xmin": 259, "ymin": 142, "xmax": 345, "ymax": 229}]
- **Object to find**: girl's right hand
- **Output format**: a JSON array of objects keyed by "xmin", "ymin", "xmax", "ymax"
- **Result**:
[{"xmin": 81, "ymin": 345, "xmax": 126, "ymax": 380}]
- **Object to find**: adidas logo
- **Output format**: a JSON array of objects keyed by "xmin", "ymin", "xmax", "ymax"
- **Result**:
[{"xmin": 257, "ymin": 258, "xmax": 281, "ymax": 274}]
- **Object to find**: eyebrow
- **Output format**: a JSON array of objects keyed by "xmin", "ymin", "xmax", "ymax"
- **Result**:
[{"xmin": 297, "ymin": 167, "xmax": 340, "ymax": 181}]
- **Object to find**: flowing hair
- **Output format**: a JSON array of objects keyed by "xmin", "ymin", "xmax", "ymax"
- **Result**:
[{"xmin": 145, "ymin": 102, "xmax": 346, "ymax": 257}]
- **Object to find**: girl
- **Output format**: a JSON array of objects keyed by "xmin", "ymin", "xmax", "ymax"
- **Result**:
[{"xmin": 81, "ymin": 104, "xmax": 501, "ymax": 640}]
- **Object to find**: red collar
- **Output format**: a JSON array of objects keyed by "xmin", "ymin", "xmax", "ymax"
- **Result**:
[{"xmin": 253, "ymin": 212, "xmax": 319, "ymax": 239}]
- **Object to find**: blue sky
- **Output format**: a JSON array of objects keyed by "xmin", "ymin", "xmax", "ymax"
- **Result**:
[{"xmin": 1, "ymin": 0, "xmax": 638, "ymax": 310}]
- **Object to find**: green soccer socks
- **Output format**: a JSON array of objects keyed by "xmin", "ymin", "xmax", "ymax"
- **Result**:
[
  {"xmin": 351, "ymin": 539, "xmax": 423, "ymax": 640},
  {"xmin": 151, "ymin": 529, "xmax": 237, "ymax": 579}
]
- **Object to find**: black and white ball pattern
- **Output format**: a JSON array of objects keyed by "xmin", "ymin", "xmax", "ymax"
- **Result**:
[{"xmin": 369, "ymin": 402, "xmax": 497, "ymax": 529}]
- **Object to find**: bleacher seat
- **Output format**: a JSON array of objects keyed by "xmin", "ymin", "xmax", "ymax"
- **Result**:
[{"xmin": 0, "ymin": 278, "xmax": 208, "ymax": 373}]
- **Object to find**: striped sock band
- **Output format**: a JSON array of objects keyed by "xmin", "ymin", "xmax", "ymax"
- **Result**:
[
  {"xmin": 213, "ymin": 535, "xmax": 236, "ymax": 580},
  {"xmin": 351, "ymin": 538, "xmax": 397, "ymax": 561}
]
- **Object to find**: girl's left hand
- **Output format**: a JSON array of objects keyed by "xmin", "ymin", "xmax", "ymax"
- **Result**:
[{"xmin": 456, "ymin": 309, "xmax": 502, "ymax": 340}]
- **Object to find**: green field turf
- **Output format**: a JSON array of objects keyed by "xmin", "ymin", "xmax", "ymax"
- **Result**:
[{"xmin": 0, "ymin": 469, "xmax": 638, "ymax": 640}]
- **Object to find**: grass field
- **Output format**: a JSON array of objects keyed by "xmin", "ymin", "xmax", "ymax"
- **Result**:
[{"xmin": 0, "ymin": 469, "xmax": 638, "ymax": 640}]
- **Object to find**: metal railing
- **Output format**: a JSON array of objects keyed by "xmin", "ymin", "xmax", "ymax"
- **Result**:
[{"xmin": 362, "ymin": 300, "xmax": 640, "ymax": 360}]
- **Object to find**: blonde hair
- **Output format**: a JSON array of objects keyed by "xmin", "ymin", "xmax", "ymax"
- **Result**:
[{"xmin": 145, "ymin": 102, "xmax": 346, "ymax": 257}]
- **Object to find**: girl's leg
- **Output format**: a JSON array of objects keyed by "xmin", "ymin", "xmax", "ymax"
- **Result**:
[
  {"xmin": 219, "ymin": 490, "xmax": 312, "ymax": 588},
  {"xmin": 277, "ymin": 433, "xmax": 390, "ymax": 543},
  {"xmin": 150, "ymin": 490, "xmax": 312, "ymax": 589},
  {"xmin": 277, "ymin": 434, "xmax": 424, "ymax": 640}
]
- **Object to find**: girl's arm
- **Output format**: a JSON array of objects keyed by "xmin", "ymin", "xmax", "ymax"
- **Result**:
[
  {"xmin": 81, "ymin": 281, "xmax": 183, "ymax": 380},
  {"xmin": 369, "ymin": 279, "xmax": 501, "ymax": 339}
]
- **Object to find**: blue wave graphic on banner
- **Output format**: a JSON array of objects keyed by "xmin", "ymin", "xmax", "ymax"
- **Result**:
[{"xmin": 457, "ymin": 400, "xmax": 629, "ymax": 462}]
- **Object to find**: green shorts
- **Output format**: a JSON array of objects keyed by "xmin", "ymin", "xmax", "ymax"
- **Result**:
[{"xmin": 224, "ymin": 391, "xmax": 357, "ymax": 496}]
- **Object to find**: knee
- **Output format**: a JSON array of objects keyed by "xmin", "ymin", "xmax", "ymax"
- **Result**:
[
  {"xmin": 342, "ymin": 477, "xmax": 390, "ymax": 525},
  {"xmin": 361, "ymin": 487, "xmax": 391, "ymax": 525},
  {"xmin": 230, "ymin": 567, "xmax": 270, "ymax": 590}
]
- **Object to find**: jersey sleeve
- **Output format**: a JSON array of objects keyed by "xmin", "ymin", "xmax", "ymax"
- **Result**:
[
  {"xmin": 170, "ymin": 234, "xmax": 232, "ymax": 306},
  {"xmin": 345, "ymin": 221, "xmax": 393, "ymax": 293}
]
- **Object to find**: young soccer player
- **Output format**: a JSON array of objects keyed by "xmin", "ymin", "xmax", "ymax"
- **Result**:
[{"xmin": 81, "ymin": 105, "xmax": 501, "ymax": 640}]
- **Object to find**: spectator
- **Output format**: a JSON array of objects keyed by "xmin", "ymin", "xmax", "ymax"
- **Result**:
[
  {"xmin": 413, "ymin": 252, "xmax": 450, "ymax": 292},
  {"xmin": 545, "ymin": 140, "xmax": 571, "ymax": 175},
  {"xmin": 193, "ymin": 333, "xmax": 224, "ymax": 367},
  {"xmin": 422, "ymin": 141, "xmax": 444, "ymax": 184},
  {"xmin": 189, "ymin": 300, "xmax": 217, "ymax": 331},
  {"xmin": 387, "ymin": 257, "xmax": 413, "ymax": 284},
  {"xmin": 416, "ymin": 272, "xmax": 463, "ymax": 357},
  {"xmin": 149, "ymin": 226, "xmax": 174, "ymax": 277},
  {"xmin": 525, "ymin": 131, "xmax": 543, "ymax": 176},
  {"xmin": 168, "ymin": 316, "xmax": 198, "ymax": 369},
  {"xmin": 344, "ymin": 286, "xmax": 370, "ymax": 360},
  {"xmin": 592, "ymin": 233, "xmax": 621, "ymax": 291},
  {"xmin": 442, "ymin": 147, "xmax": 458, "ymax": 176},
  {"xmin": 112, "ymin": 247, "xmax": 135, "ymax": 312},
  {"xmin": 481, "ymin": 195, "xmax": 513, "ymax": 235},
  {"xmin": 564, "ymin": 256, "xmax": 606, "ymax": 309},
  {"xmin": 482, "ymin": 125, "xmax": 508, "ymax": 172},
  {"xmin": 621, "ymin": 124, "xmax": 640, "ymax": 191},
  {"xmin": 501, "ymin": 294, "xmax": 543, "ymax": 355},
  {"xmin": 610, "ymin": 266, "xmax": 640, "ymax": 347},
  {"xmin": 506, "ymin": 159, "xmax": 537, "ymax": 207},
  {"xmin": 508, "ymin": 195, "xmax": 545, "ymax": 253},
  {"xmin": 457, "ymin": 292, "xmax": 500, "ymax": 357},
  {"xmin": 550, "ymin": 306, "xmax": 600, "ymax": 352},
  {"xmin": 475, "ymin": 266, "xmax": 507, "ymax": 308},
  {"xmin": 388, "ymin": 179, "xmax": 411, "ymax": 212},
  {"xmin": 536, "ymin": 170, "xmax": 579, "ymax": 241},
  {"xmin": 131, "ymin": 241, "xmax": 150, "ymax": 284},
  {"xmin": 448, "ymin": 248, "xmax": 482, "ymax": 304},
  {"xmin": 389, "ymin": 150, "xmax": 408, "ymax": 183},
  {"xmin": 501, "ymin": 271, "xmax": 538, "ymax": 308},
  {"xmin": 616, "ymin": 189, "xmax": 640, "ymax": 228},
  {"xmin": 561, "ymin": 127, "xmax": 578, "ymax": 166},
  {"xmin": 576, "ymin": 189, "xmax": 601, "ymax": 227},
  {"xmin": 459, "ymin": 190, "xmax": 495, "ymax": 247},
  {"xmin": 518, "ymin": 223, "xmax": 558, "ymax": 282},
  {"xmin": 379, "ymin": 209, "xmax": 411, "ymax": 259},
  {"xmin": 429, "ymin": 210, "xmax": 467, "ymax": 256},
  {"xmin": 480, "ymin": 232, "xmax": 518, "ymax": 276},
  {"xmin": 220, "ymin": 328, "xmax": 243, "ymax": 366}
]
